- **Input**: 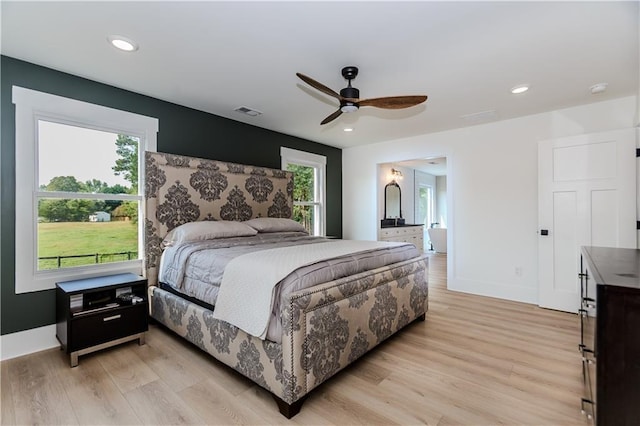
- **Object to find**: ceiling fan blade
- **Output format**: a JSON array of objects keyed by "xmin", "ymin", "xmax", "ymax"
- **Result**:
[
  {"xmin": 321, "ymin": 109, "xmax": 343, "ymax": 125},
  {"xmin": 296, "ymin": 73, "xmax": 341, "ymax": 100},
  {"xmin": 358, "ymin": 95, "xmax": 428, "ymax": 109}
]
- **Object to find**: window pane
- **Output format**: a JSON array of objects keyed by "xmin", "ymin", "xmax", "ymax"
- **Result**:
[
  {"xmin": 293, "ymin": 204, "xmax": 315, "ymax": 234},
  {"xmin": 37, "ymin": 198, "xmax": 139, "ymax": 270},
  {"xmin": 38, "ymin": 120, "xmax": 138, "ymax": 194},
  {"xmin": 286, "ymin": 164, "xmax": 315, "ymax": 202}
]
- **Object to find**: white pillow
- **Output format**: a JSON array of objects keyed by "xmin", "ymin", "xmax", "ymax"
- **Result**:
[
  {"xmin": 244, "ymin": 217, "xmax": 308, "ymax": 234},
  {"xmin": 163, "ymin": 220, "xmax": 257, "ymax": 246}
]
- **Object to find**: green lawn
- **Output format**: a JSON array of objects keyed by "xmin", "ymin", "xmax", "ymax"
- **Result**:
[{"xmin": 38, "ymin": 221, "xmax": 138, "ymax": 270}]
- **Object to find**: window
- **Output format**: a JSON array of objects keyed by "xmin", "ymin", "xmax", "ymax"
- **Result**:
[
  {"xmin": 13, "ymin": 86, "xmax": 158, "ymax": 293},
  {"xmin": 280, "ymin": 147, "xmax": 326, "ymax": 236},
  {"xmin": 417, "ymin": 184, "xmax": 435, "ymax": 228}
]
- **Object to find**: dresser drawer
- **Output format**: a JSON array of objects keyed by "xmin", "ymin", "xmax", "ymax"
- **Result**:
[
  {"xmin": 69, "ymin": 304, "xmax": 148, "ymax": 352},
  {"xmin": 379, "ymin": 226, "xmax": 424, "ymax": 252}
]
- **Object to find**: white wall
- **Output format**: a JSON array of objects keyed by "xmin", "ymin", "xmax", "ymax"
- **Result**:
[
  {"xmin": 636, "ymin": 4, "xmax": 640, "ymax": 126},
  {"xmin": 343, "ymin": 95, "xmax": 637, "ymax": 304}
]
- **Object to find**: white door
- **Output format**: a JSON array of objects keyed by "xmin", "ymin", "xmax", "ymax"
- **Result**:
[{"xmin": 538, "ymin": 129, "xmax": 636, "ymax": 312}]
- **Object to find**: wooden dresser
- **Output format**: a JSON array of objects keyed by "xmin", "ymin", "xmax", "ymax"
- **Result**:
[
  {"xmin": 579, "ymin": 246, "xmax": 640, "ymax": 425},
  {"xmin": 378, "ymin": 224, "xmax": 424, "ymax": 253}
]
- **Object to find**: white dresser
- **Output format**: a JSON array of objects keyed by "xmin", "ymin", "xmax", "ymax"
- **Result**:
[{"xmin": 378, "ymin": 225, "xmax": 424, "ymax": 253}]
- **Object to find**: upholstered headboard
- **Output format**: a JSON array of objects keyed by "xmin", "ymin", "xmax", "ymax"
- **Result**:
[{"xmin": 144, "ymin": 151, "xmax": 294, "ymax": 285}]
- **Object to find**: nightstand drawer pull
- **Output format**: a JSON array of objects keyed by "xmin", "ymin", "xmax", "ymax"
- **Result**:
[{"xmin": 103, "ymin": 314, "xmax": 121, "ymax": 322}]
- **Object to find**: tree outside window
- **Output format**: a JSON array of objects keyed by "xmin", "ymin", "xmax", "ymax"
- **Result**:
[
  {"xmin": 281, "ymin": 147, "xmax": 326, "ymax": 236},
  {"xmin": 287, "ymin": 164, "xmax": 315, "ymax": 233}
]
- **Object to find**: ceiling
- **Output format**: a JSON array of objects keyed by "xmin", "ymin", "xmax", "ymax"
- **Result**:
[
  {"xmin": 2, "ymin": 1, "xmax": 638, "ymax": 150},
  {"xmin": 399, "ymin": 157, "xmax": 447, "ymax": 177}
]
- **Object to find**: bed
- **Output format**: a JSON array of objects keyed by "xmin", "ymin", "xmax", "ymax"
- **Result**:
[{"xmin": 144, "ymin": 151, "xmax": 429, "ymax": 417}]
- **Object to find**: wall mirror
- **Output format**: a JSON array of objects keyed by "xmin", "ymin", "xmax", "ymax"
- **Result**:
[{"xmin": 384, "ymin": 182, "xmax": 402, "ymax": 218}]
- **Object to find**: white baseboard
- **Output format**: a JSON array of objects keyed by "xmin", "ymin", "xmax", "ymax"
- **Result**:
[
  {"xmin": 1, "ymin": 325, "xmax": 59, "ymax": 361},
  {"xmin": 447, "ymin": 277, "xmax": 537, "ymax": 305}
]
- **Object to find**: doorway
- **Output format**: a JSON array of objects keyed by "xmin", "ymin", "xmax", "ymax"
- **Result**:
[{"xmin": 380, "ymin": 157, "xmax": 448, "ymax": 254}]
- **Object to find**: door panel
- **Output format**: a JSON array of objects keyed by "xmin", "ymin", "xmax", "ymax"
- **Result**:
[
  {"xmin": 591, "ymin": 190, "xmax": 618, "ymax": 247},
  {"xmin": 538, "ymin": 128, "xmax": 636, "ymax": 312},
  {"xmin": 553, "ymin": 191, "xmax": 578, "ymax": 295},
  {"xmin": 553, "ymin": 141, "xmax": 617, "ymax": 181}
]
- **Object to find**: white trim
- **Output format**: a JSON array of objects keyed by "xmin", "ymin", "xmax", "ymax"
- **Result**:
[
  {"xmin": 280, "ymin": 147, "xmax": 327, "ymax": 236},
  {"xmin": 0, "ymin": 325, "xmax": 59, "ymax": 361},
  {"xmin": 12, "ymin": 86, "xmax": 158, "ymax": 293},
  {"xmin": 447, "ymin": 277, "xmax": 537, "ymax": 305},
  {"xmin": 280, "ymin": 146, "xmax": 327, "ymax": 167}
]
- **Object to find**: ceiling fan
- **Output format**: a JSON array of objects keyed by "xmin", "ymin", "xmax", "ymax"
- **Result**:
[{"xmin": 296, "ymin": 66, "xmax": 428, "ymax": 125}]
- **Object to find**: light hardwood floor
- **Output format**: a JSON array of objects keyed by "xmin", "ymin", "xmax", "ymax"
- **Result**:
[{"xmin": 1, "ymin": 253, "xmax": 589, "ymax": 425}]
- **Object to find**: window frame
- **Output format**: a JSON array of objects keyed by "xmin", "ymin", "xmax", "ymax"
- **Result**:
[
  {"xmin": 13, "ymin": 86, "xmax": 158, "ymax": 293},
  {"xmin": 280, "ymin": 147, "xmax": 326, "ymax": 236}
]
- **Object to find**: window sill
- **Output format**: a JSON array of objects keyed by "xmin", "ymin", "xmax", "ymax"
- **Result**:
[{"xmin": 18, "ymin": 260, "xmax": 143, "ymax": 294}]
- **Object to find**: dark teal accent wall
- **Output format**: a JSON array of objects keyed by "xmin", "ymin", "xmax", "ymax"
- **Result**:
[{"xmin": 1, "ymin": 55, "xmax": 342, "ymax": 335}]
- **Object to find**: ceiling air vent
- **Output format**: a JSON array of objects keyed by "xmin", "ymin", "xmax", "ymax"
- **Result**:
[
  {"xmin": 234, "ymin": 106, "xmax": 263, "ymax": 117},
  {"xmin": 460, "ymin": 110, "xmax": 497, "ymax": 123}
]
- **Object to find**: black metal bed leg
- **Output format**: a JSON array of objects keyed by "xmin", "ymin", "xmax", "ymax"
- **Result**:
[{"xmin": 272, "ymin": 394, "xmax": 307, "ymax": 419}]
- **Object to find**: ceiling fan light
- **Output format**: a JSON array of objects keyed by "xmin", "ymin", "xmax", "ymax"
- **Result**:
[{"xmin": 341, "ymin": 104, "xmax": 358, "ymax": 113}]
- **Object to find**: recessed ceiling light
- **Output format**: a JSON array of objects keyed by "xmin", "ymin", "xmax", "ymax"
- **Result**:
[
  {"xmin": 108, "ymin": 35, "xmax": 138, "ymax": 52},
  {"xmin": 343, "ymin": 127, "xmax": 354, "ymax": 132},
  {"xmin": 511, "ymin": 85, "xmax": 529, "ymax": 94}
]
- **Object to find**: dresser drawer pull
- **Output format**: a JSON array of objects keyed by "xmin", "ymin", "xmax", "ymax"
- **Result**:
[
  {"xmin": 103, "ymin": 314, "xmax": 122, "ymax": 322},
  {"xmin": 580, "ymin": 398, "xmax": 594, "ymax": 419},
  {"xmin": 580, "ymin": 346, "xmax": 594, "ymax": 355},
  {"xmin": 580, "ymin": 347, "xmax": 595, "ymax": 364}
]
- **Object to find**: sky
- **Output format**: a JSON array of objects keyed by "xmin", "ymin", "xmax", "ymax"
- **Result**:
[{"xmin": 38, "ymin": 120, "xmax": 131, "ymax": 188}]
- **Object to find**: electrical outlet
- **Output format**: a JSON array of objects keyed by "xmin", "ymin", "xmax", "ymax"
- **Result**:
[{"xmin": 515, "ymin": 266, "xmax": 523, "ymax": 277}]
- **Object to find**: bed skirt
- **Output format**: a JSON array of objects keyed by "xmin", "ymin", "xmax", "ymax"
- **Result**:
[{"xmin": 149, "ymin": 254, "xmax": 428, "ymax": 417}]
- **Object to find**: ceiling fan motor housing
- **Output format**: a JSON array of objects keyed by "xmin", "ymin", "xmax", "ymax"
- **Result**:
[
  {"xmin": 340, "ymin": 86, "xmax": 359, "ymax": 100},
  {"xmin": 340, "ymin": 86, "xmax": 360, "ymax": 112},
  {"xmin": 341, "ymin": 66, "xmax": 360, "ymax": 111}
]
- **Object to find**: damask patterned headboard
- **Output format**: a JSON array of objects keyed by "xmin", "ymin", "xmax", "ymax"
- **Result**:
[{"xmin": 144, "ymin": 151, "xmax": 294, "ymax": 285}]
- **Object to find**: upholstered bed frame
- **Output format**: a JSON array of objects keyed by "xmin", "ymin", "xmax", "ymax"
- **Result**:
[{"xmin": 144, "ymin": 151, "xmax": 429, "ymax": 417}]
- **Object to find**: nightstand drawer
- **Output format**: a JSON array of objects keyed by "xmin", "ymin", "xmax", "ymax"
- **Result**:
[{"xmin": 69, "ymin": 304, "xmax": 148, "ymax": 352}]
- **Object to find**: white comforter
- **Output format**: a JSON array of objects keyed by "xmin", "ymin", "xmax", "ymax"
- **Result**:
[{"xmin": 212, "ymin": 240, "xmax": 406, "ymax": 339}]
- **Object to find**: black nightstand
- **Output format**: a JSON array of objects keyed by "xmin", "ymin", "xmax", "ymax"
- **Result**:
[{"xmin": 56, "ymin": 273, "xmax": 148, "ymax": 367}]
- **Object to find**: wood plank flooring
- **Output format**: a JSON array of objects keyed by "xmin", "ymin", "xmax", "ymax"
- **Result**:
[{"xmin": 1, "ymin": 253, "xmax": 590, "ymax": 425}]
